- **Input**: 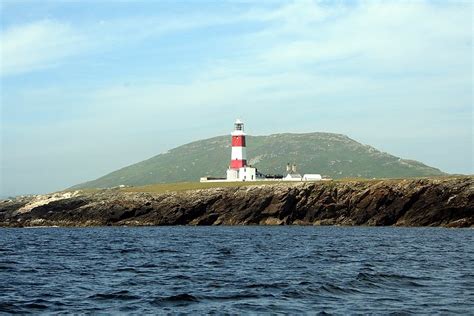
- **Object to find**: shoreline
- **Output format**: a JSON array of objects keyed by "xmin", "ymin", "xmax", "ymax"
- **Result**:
[
  {"xmin": 2, "ymin": 225, "xmax": 473, "ymax": 230},
  {"xmin": 1, "ymin": 177, "xmax": 472, "ymax": 228}
]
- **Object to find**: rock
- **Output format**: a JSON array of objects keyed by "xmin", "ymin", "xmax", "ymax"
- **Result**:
[{"xmin": 0, "ymin": 177, "xmax": 472, "ymax": 227}]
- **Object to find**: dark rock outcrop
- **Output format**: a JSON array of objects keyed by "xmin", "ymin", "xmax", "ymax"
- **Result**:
[{"xmin": 1, "ymin": 177, "xmax": 472, "ymax": 228}]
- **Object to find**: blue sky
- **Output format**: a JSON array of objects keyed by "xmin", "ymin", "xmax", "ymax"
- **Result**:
[{"xmin": 1, "ymin": 0, "xmax": 472, "ymax": 196}]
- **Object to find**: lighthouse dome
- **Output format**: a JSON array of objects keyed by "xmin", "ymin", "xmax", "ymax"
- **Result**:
[{"xmin": 233, "ymin": 119, "xmax": 245, "ymax": 133}]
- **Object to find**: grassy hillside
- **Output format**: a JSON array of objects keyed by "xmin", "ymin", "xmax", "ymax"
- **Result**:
[{"xmin": 73, "ymin": 133, "xmax": 445, "ymax": 189}]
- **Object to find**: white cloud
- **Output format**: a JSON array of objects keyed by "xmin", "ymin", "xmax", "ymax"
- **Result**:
[
  {"xmin": 0, "ymin": 11, "xmax": 255, "ymax": 77},
  {"xmin": 0, "ymin": 20, "xmax": 88, "ymax": 76},
  {"xmin": 248, "ymin": 0, "xmax": 333, "ymax": 25},
  {"xmin": 251, "ymin": 1, "xmax": 472, "ymax": 74},
  {"xmin": 42, "ymin": 0, "xmax": 470, "ymax": 127},
  {"xmin": 2, "ymin": 1, "xmax": 470, "ymax": 78}
]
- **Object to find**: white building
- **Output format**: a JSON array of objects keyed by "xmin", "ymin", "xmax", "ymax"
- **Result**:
[
  {"xmin": 237, "ymin": 166, "xmax": 256, "ymax": 181},
  {"xmin": 303, "ymin": 174, "xmax": 322, "ymax": 181},
  {"xmin": 284, "ymin": 173, "xmax": 302, "ymax": 181}
]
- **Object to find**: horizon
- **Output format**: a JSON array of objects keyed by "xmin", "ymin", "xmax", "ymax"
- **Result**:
[{"xmin": 1, "ymin": 0, "xmax": 473, "ymax": 197}]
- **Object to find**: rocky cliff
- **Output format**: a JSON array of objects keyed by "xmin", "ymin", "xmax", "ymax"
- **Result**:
[{"xmin": 1, "ymin": 177, "xmax": 472, "ymax": 228}]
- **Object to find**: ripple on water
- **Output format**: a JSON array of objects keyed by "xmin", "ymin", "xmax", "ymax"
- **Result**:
[
  {"xmin": 0, "ymin": 226, "xmax": 472, "ymax": 314},
  {"xmin": 244, "ymin": 281, "xmax": 289, "ymax": 289},
  {"xmin": 354, "ymin": 272, "xmax": 428, "ymax": 288},
  {"xmin": 0, "ymin": 302, "xmax": 18, "ymax": 313},
  {"xmin": 0, "ymin": 265, "xmax": 17, "ymax": 273},
  {"xmin": 319, "ymin": 283, "xmax": 362, "ymax": 295},
  {"xmin": 150, "ymin": 294, "xmax": 199, "ymax": 306},
  {"xmin": 89, "ymin": 290, "xmax": 141, "ymax": 301}
]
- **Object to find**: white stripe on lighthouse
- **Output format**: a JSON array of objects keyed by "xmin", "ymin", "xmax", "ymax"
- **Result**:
[{"xmin": 231, "ymin": 147, "xmax": 247, "ymax": 160}]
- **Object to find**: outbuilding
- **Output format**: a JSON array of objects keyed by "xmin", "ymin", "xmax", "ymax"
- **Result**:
[{"xmin": 303, "ymin": 174, "xmax": 322, "ymax": 181}]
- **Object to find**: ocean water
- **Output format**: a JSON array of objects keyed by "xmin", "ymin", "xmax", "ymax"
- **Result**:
[{"xmin": 0, "ymin": 226, "xmax": 473, "ymax": 314}]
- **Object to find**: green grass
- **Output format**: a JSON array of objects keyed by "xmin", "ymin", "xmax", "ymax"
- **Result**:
[
  {"xmin": 121, "ymin": 178, "xmax": 390, "ymax": 194},
  {"xmin": 121, "ymin": 175, "xmax": 467, "ymax": 194},
  {"xmin": 69, "ymin": 175, "xmax": 469, "ymax": 195},
  {"xmin": 121, "ymin": 181, "xmax": 287, "ymax": 194}
]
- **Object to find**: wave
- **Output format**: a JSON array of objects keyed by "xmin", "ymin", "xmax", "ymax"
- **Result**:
[
  {"xmin": 200, "ymin": 292, "xmax": 275, "ymax": 301},
  {"xmin": 151, "ymin": 294, "xmax": 199, "ymax": 306},
  {"xmin": 319, "ymin": 283, "xmax": 361, "ymax": 295},
  {"xmin": 354, "ymin": 272, "xmax": 427, "ymax": 288},
  {"xmin": 0, "ymin": 302, "xmax": 18, "ymax": 313},
  {"xmin": 89, "ymin": 290, "xmax": 140, "ymax": 301},
  {"xmin": 153, "ymin": 249, "xmax": 180, "ymax": 254},
  {"xmin": 119, "ymin": 248, "xmax": 143, "ymax": 254},
  {"xmin": 0, "ymin": 265, "xmax": 16, "ymax": 272},
  {"xmin": 22, "ymin": 302, "xmax": 49, "ymax": 310},
  {"xmin": 244, "ymin": 282, "xmax": 289, "ymax": 289}
]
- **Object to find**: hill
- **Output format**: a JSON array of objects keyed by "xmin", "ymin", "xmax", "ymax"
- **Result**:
[{"xmin": 72, "ymin": 133, "xmax": 445, "ymax": 189}]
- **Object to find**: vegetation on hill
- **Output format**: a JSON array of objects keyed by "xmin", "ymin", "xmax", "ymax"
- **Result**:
[{"xmin": 72, "ymin": 133, "xmax": 445, "ymax": 189}]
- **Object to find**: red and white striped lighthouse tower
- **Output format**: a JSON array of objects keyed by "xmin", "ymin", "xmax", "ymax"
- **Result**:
[{"xmin": 230, "ymin": 119, "xmax": 247, "ymax": 169}]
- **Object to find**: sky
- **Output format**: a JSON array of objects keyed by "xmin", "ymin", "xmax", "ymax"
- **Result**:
[{"xmin": 0, "ymin": 0, "xmax": 472, "ymax": 197}]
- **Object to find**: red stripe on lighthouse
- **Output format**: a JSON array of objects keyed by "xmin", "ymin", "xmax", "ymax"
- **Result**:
[
  {"xmin": 232, "ymin": 136, "xmax": 246, "ymax": 147},
  {"xmin": 230, "ymin": 159, "xmax": 247, "ymax": 169}
]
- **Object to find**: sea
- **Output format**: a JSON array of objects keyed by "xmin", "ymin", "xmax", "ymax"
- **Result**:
[{"xmin": 0, "ymin": 226, "xmax": 473, "ymax": 314}]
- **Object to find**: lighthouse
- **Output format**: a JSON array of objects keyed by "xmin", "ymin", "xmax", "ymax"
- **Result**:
[
  {"xmin": 199, "ymin": 119, "xmax": 324, "ymax": 183},
  {"xmin": 230, "ymin": 119, "xmax": 247, "ymax": 169},
  {"xmin": 226, "ymin": 119, "xmax": 256, "ymax": 181}
]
